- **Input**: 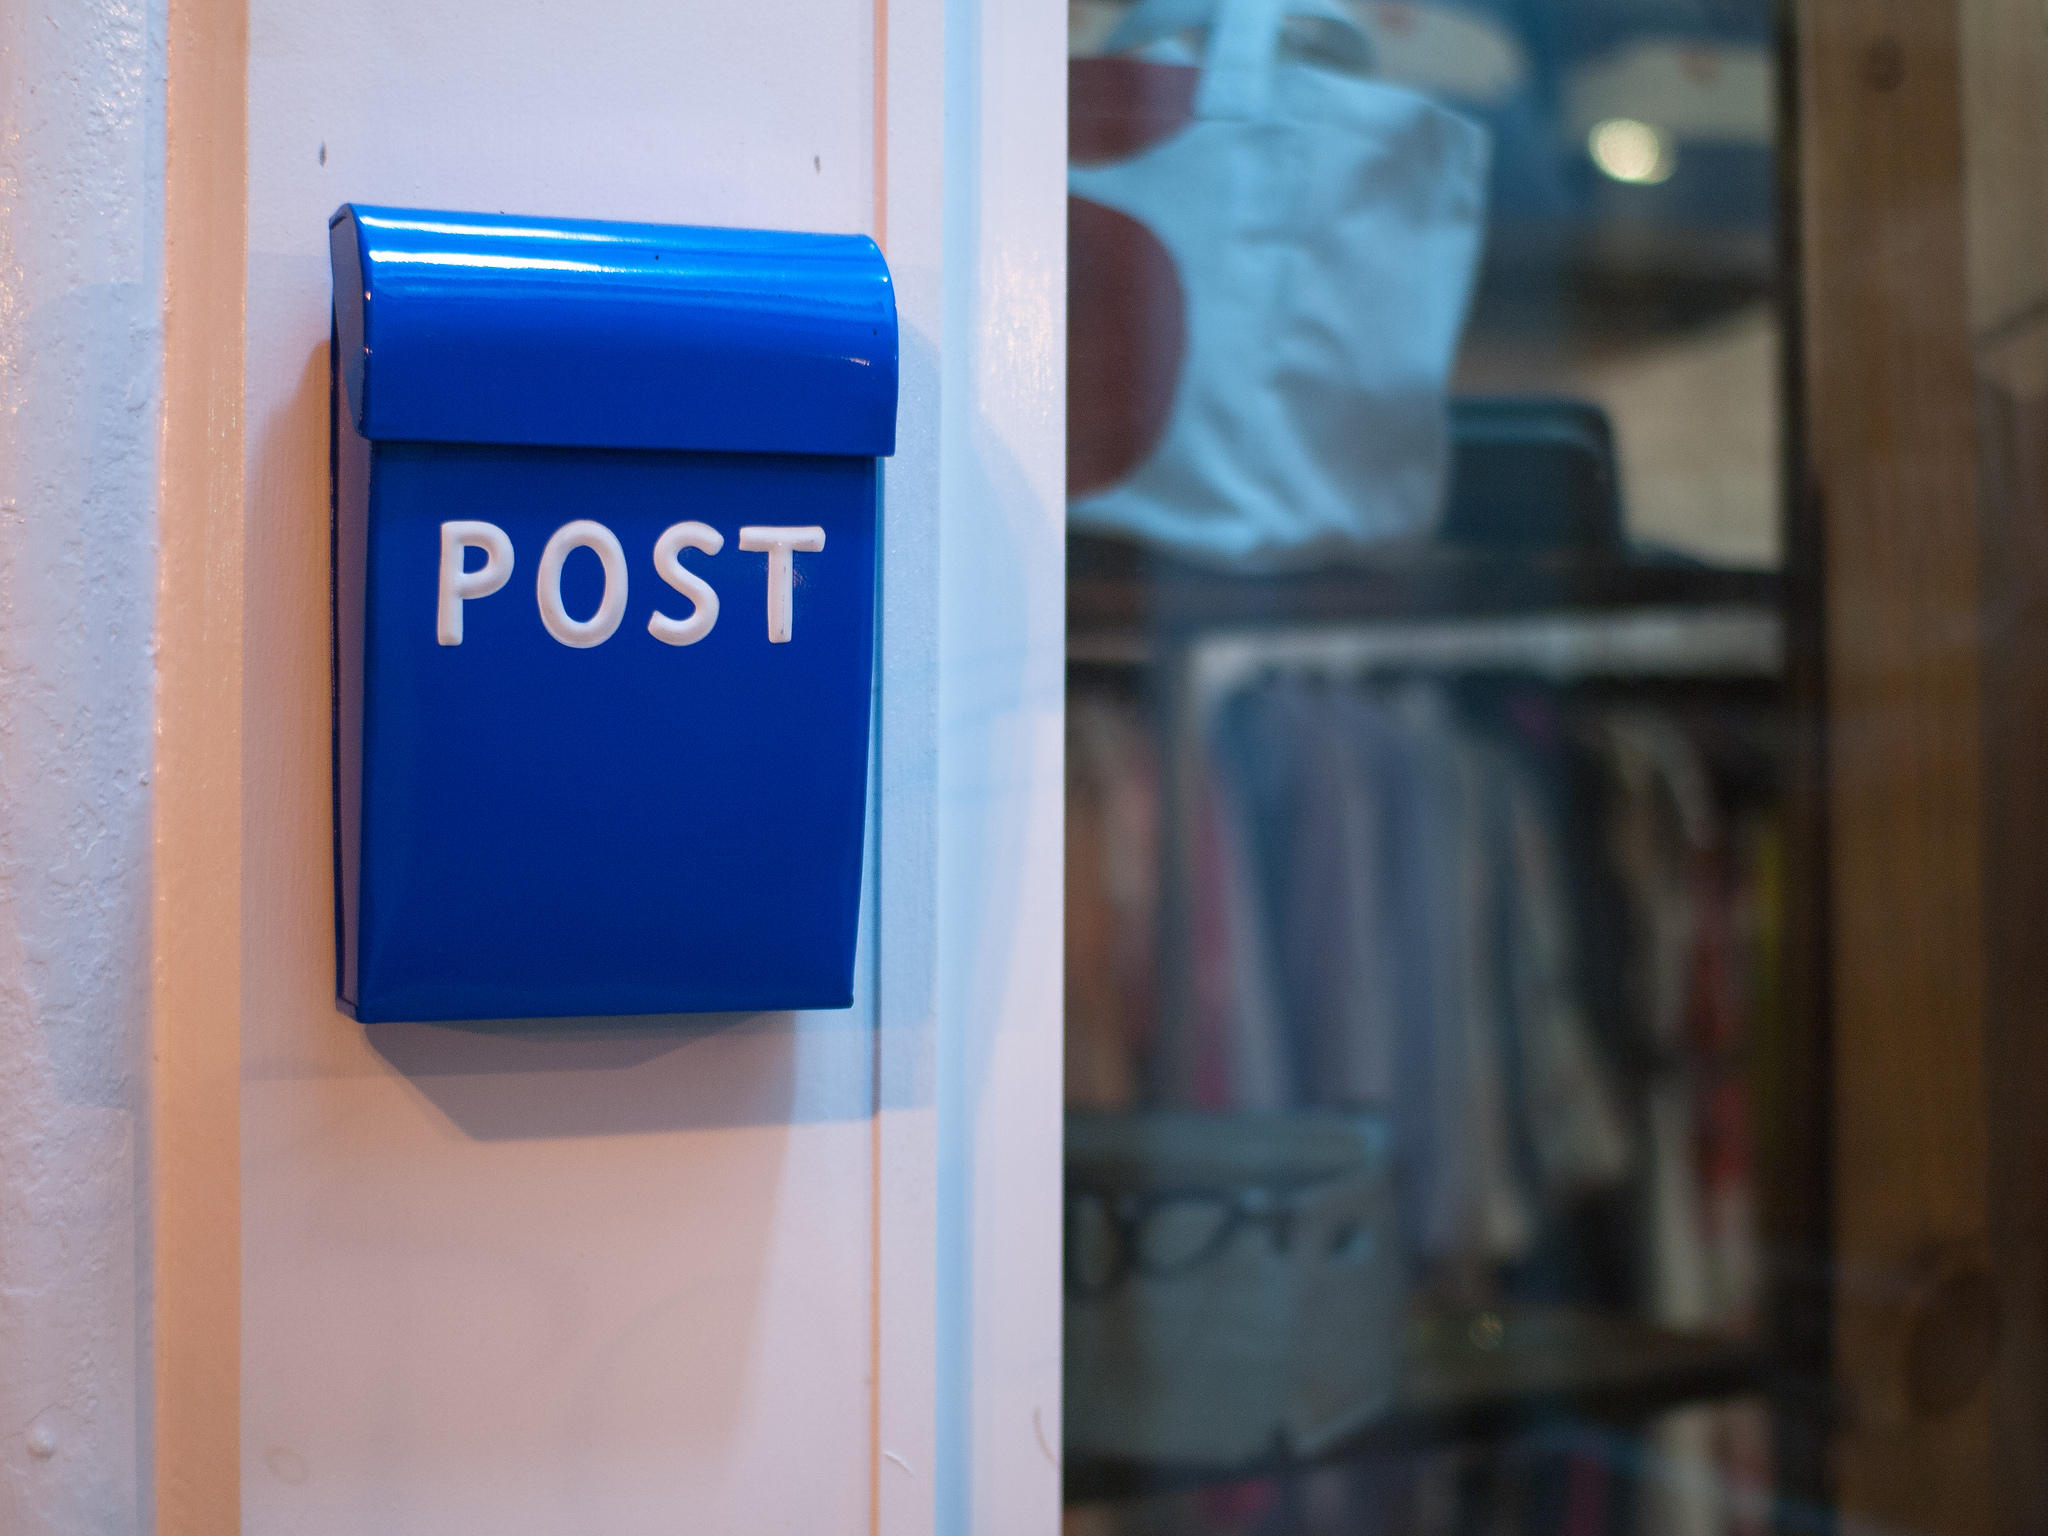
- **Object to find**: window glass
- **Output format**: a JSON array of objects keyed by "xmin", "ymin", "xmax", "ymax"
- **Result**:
[{"xmin": 1063, "ymin": 1, "xmax": 1799, "ymax": 1528}]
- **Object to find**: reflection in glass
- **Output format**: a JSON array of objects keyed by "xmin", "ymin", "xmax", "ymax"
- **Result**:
[{"xmin": 1063, "ymin": 0, "xmax": 1788, "ymax": 1530}]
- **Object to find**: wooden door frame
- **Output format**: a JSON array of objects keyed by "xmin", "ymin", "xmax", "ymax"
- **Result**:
[{"xmin": 1793, "ymin": 1, "xmax": 2048, "ymax": 1528}]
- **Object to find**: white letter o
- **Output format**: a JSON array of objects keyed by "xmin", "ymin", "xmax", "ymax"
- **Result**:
[{"xmin": 537, "ymin": 520, "xmax": 629, "ymax": 647}]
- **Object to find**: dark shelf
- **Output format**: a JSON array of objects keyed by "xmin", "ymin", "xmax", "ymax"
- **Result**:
[
  {"xmin": 1069, "ymin": 532, "xmax": 1784, "ymax": 651},
  {"xmin": 1062, "ymin": 1305, "xmax": 1770, "ymax": 1507}
]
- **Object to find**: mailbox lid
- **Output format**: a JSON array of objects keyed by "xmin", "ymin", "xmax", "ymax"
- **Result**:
[{"xmin": 331, "ymin": 204, "xmax": 897, "ymax": 456}]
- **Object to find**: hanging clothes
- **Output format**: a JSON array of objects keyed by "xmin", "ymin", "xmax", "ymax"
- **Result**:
[
  {"xmin": 1073, "ymin": 666, "xmax": 1781, "ymax": 1536},
  {"xmin": 1593, "ymin": 709, "xmax": 1773, "ymax": 1536},
  {"xmin": 1066, "ymin": 690, "xmax": 1163, "ymax": 1110},
  {"xmin": 1190, "ymin": 745, "xmax": 1291, "ymax": 1111},
  {"xmin": 1196, "ymin": 672, "xmax": 1634, "ymax": 1274}
]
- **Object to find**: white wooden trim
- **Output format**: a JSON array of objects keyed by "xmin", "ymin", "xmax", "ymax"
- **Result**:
[{"xmin": 934, "ymin": 0, "xmax": 1069, "ymax": 1522}]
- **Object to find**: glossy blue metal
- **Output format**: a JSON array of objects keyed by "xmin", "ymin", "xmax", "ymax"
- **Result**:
[
  {"xmin": 331, "ymin": 206, "xmax": 893, "ymax": 1022},
  {"xmin": 331, "ymin": 204, "xmax": 898, "ymax": 457}
]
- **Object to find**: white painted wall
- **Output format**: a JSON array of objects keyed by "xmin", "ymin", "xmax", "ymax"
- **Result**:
[
  {"xmin": 239, "ymin": 4, "xmax": 1063, "ymax": 1536},
  {"xmin": 0, "ymin": 0, "xmax": 1063, "ymax": 1529},
  {"xmin": 240, "ymin": 5, "xmax": 884, "ymax": 1526},
  {"xmin": 0, "ymin": 3, "xmax": 161, "ymax": 1528}
]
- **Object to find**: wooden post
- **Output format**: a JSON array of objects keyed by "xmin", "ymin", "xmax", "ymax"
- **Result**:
[{"xmin": 1799, "ymin": 0, "xmax": 1996, "ymax": 1527}]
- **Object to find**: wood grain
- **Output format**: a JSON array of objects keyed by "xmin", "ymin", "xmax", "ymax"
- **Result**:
[
  {"xmin": 1970, "ymin": 309, "xmax": 2048, "ymax": 1536},
  {"xmin": 1961, "ymin": 39, "xmax": 2048, "ymax": 1535},
  {"xmin": 1800, "ymin": 0, "xmax": 1996, "ymax": 1526}
]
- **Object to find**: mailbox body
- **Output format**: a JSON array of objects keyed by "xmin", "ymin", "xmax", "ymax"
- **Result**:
[{"xmin": 330, "ymin": 205, "xmax": 895, "ymax": 1022}]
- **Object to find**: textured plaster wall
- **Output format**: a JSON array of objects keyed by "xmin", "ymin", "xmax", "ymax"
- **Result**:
[{"xmin": 0, "ymin": 2, "xmax": 164, "ymax": 1530}]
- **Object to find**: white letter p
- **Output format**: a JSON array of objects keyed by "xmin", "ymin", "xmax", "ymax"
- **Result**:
[{"xmin": 438, "ymin": 521, "xmax": 515, "ymax": 645}]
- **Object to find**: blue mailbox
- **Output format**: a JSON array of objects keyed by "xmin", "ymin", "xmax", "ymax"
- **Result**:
[{"xmin": 330, "ymin": 204, "xmax": 896, "ymax": 1022}]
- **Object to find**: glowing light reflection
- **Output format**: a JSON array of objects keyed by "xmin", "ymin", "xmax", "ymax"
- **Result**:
[
  {"xmin": 365, "ymin": 250, "xmax": 624, "ymax": 274},
  {"xmin": 1589, "ymin": 118, "xmax": 1676, "ymax": 185},
  {"xmin": 355, "ymin": 215, "xmax": 621, "ymax": 243}
]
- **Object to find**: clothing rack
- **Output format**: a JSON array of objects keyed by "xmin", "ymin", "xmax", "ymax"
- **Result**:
[
  {"xmin": 1064, "ymin": 539, "xmax": 1794, "ymax": 1508},
  {"xmin": 1186, "ymin": 605, "xmax": 1783, "ymax": 716},
  {"xmin": 1144, "ymin": 596, "xmax": 1785, "ymax": 1058}
]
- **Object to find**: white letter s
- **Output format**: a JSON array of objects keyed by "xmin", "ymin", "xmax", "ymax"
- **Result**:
[{"xmin": 648, "ymin": 521, "xmax": 723, "ymax": 646}]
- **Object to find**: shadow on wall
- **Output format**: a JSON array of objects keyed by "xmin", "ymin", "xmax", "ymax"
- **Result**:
[
  {"xmin": 284, "ymin": 266, "xmax": 888, "ymax": 1145},
  {"xmin": 240, "ymin": 267, "xmax": 883, "ymax": 1506},
  {"xmin": 257, "ymin": 277, "xmax": 885, "ymax": 1146},
  {"xmin": 362, "ymin": 1008, "xmax": 875, "ymax": 1141}
]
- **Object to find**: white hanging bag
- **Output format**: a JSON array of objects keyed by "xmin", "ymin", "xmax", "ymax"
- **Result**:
[{"xmin": 1068, "ymin": 0, "xmax": 1491, "ymax": 570}]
